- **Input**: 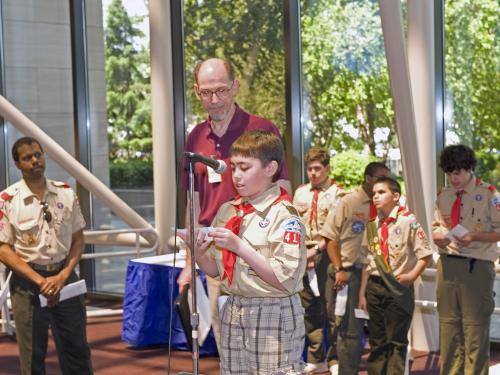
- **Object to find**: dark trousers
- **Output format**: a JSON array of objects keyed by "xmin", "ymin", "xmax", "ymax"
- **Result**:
[
  {"xmin": 10, "ymin": 270, "xmax": 93, "ymax": 375},
  {"xmin": 366, "ymin": 276, "xmax": 413, "ymax": 375},
  {"xmin": 300, "ymin": 251, "xmax": 337, "ymax": 365}
]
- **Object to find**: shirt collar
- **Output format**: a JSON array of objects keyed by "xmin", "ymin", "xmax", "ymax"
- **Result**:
[
  {"xmin": 19, "ymin": 178, "xmax": 57, "ymax": 201},
  {"xmin": 310, "ymin": 178, "xmax": 332, "ymax": 192},
  {"xmin": 231, "ymin": 183, "xmax": 281, "ymax": 213},
  {"xmin": 207, "ymin": 103, "xmax": 243, "ymax": 136},
  {"xmin": 459, "ymin": 173, "xmax": 477, "ymax": 195}
]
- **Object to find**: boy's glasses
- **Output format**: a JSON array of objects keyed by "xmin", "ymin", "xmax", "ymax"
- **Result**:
[{"xmin": 40, "ymin": 201, "xmax": 52, "ymax": 223}]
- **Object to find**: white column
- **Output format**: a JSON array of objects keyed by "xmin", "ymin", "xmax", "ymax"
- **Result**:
[
  {"xmin": 149, "ymin": 0, "xmax": 177, "ymax": 254},
  {"xmin": 407, "ymin": 0, "xmax": 439, "ymax": 352}
]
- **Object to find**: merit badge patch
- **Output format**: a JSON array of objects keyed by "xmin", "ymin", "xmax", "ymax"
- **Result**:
[
  {"xmin": 475, "ymin": 194, "xmax": 483, "ymax": 201},
  {"xmin": 351, "ymin": 220, "xmax": 365, "ymax": 234},
  {"xmin": 57, "ymin": 202, "xmax": 64, "ymax": 209},
  {"xmin": 282, "ymin": 217, "xmax": 301, "ymax": 245},
  {"xmin": 417, "ymin": 228, "xmax": 426, "ymax": 240}
]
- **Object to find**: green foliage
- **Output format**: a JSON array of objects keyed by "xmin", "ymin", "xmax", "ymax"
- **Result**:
[
  {"xmin": 105, "ymin": 0, "xmax": 151, "ymax": 160},
  {"xmin": 183, "ymin": 0, "xmax": 286, "ymax": 131},
  {"xmin": 445, "ymin": 0, "xmax": 499, "ymax": 184},
  {"xmin": 301, "ymin": 0, "xmax": 396, "ymax": 157},
  {"xmin": 329, "ymin": 150, "xmax": 379, "ymax": 190},
  {"xmin": 109, "ymin": 159, "xmax": 153, "ymax": 188}
]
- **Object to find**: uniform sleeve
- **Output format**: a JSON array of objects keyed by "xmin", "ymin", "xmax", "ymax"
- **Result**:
[
  {"xmin": 0, "ymin": 206, "xmax": 14, "ymax": 245},
  {"xmin": 319, "ymin": 198, "xmax": 345, "ymax": 241},
  {"xmin": 359, "ymin": 230, "xmax": 370, "ymax": 265},
  {"xmin": 432, "ymin": 198, "xmax": 448, "ymax": 236},
  {"xmin": 267, "ymin": 211, "xmax": 306, "ymax": 294},
  {"xmin": 70, "ymin": 193, "xmax": 86, "ymax": 233},
  {"xmin": 488, "ymin": 188, "xmax": 500, "ymax": 234},
  {"xmin": 410, "ymin": 219, "xmax": 433, "ymax": 260}
]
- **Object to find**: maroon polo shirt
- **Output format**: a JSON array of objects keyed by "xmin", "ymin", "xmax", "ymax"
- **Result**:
[{"xmin": 181, "ymin": 104, "xmax": 289, "ymax": 226}]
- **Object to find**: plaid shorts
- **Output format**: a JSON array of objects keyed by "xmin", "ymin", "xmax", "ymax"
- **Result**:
[{"xmin": 220, "ymin": 294, "xmax": 305, "ymax": 374}]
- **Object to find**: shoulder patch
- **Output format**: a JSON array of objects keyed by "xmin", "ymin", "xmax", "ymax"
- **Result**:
[
  {"xmin": 1, "ymin": 192, "xmax": 12, "ymax": 201},
  {"xmin": 52, "ymin": 181, "xmax": 71, "ymax": 188},
  {"xmin": 281, "ymin": 216, "xmax": 302, "ymax": 245}
]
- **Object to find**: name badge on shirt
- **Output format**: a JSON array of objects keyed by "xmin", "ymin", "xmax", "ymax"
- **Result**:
[{"xmin": 207, "ymin": 165, "xmax": 222, "ymax": 183}]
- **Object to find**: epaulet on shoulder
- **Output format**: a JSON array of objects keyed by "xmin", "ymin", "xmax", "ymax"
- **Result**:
[
  {"xmin": 488, "ymin": 185, "xmax": 497, "ymax": 193},
  {"xmin": 284, "ymin": 202, "xmax": 298, "ymax": 216},
  {"xmin": 52, "ymin": 181, "xmax": 71, "ymax": 188},
  {"xmin": 1, "ymin": 191, "xmax": 13, "ymax": 201}
]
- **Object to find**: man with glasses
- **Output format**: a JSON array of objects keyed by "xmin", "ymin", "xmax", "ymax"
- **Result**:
[
  {"xmin": 179, "ymin": 58, "xmax": 291, "ymax": 353},
  {"xmin": 0, "ymin": 137, "xmax": 93, "ymax": 374}
]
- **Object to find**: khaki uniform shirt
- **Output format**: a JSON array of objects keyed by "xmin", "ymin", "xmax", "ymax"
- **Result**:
[
  {"xmin": 364, "ymin": 206, "xmax": 433, "ymax": 277},
  {"xmin": 319, "ymin": 186, "xmax": 372, "ymax": 267},
  {"xmin": 0, "ymin": 178, "xmax": 86, "ymax": 264},
  {"xmin": 293, "ymin": 179, "xmax": 343, "ymax": 248},
  {"xmin": 432, "ymin": 175, "xmax": 500, "ymax": 261},
  {"xmin": 208, "ymin": 183, "xmax": 307, "ymax": 297}
]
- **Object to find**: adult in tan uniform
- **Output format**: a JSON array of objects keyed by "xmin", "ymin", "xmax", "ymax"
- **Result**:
[
  {"xmin": 0, "ymin": 137, "xmax": 92, "ymax": 374},
  {"xmin": 320, "ymin": 162, "xmax": 389, "ymax": 375},
  {"xmin": 293, "ymin": 147, "xmax": 343, "ymax": 373},
  {"xmin": 432, "ymin": 144, "xmax": 500, "ymax": 375}
]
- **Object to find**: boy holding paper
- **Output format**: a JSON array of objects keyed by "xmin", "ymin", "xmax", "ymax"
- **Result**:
[
  {"xmin": 194, "ymin": 130, "xmax": 307, "ymax": 374},
  {"xmin": 432, "ymin": 144, "xmax": 500, "ymax": 375},
  {"xmin": 358, "ymin": 176, "xmax": 432, "ymax": 374}
]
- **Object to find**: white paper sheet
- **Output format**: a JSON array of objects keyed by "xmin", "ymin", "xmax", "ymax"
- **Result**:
[
  {"xmin": 39, "ymin": 279, "xmax": 87, "ymax": 307},
  {"xmin": 445, "ymin": 224, "xmax": 469, "ymax": 241},
  {"xmin": 308, "ymin": 269, "xmax": 320, "ymax": 297},
  {"xmin": 354, "ymin": 308, "xmax": 370, "ymax": 320},
  {"xmin": 335, "ymin": 285, "xmax": 348, "ymax": 316}
]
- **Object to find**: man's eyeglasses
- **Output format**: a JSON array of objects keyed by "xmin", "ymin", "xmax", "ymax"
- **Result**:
[
  {"xmin": 40, "ymin": 201, "xmax": 52, "ymax": 223},
  {"xmin": 198, "ymin": 81, "xmax": 234, "ymax": 100}
]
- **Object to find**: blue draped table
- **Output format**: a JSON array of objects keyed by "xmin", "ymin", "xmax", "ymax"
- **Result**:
[{"xmin": 122, "ymin": 254, "xmax": 218, "ymax": 356}]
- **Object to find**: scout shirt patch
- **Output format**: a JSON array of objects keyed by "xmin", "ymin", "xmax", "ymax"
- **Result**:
[
  {"xmin": 57, "ymin": 202, "xmax": 64, "ymax": 209},
  {"xmin": 351, "ymin": 220, "xmax": 365, "ymax": 234},
  {"xmin": 475, "ymin": 194, "xmax": 483, "ymax": 201},
  {"xmin": 282, "ymin": 217, "xmax": 301, "ymax": 245},
  {"xmin": 259, "ymin": 218, "xmax": 270, "ymax": 228},
  {"xmin": 492, "ymin": 196, "xmax": 500, "ymax": 211},
  {"xmin": 417, "ymin": 228, "xmax": 427, "ymax": 240},
  {"xmin": 393, "ymin": 227, "xmax": 402, "ymax": 236}
]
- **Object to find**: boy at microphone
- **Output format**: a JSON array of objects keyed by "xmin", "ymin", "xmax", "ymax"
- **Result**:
[
  {"xmin": 194, "ymin": 129, "xmax": 307, "ymax": 374},
  {"xmin": 358, "ymin": 176, "xmax": 432, "ymax": 374}
]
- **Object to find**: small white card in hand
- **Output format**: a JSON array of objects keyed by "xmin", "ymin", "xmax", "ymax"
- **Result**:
[
  {"xmin": 354, "ymin": 308, "xmax": 370, "ymax": 320},
  {"xmin": 445, "ymin": 224, "xmax": 469, "ymax": 241},
  {"xmin": 199, "ymin": 227, "xmax": 216, "ymax": 241},
  {"xmin": 39, "ymin": 279, "xmax": 87, "ymax": 307},
  {"xmin": 335, "ymin": 285, "xmax": 348, "ymax": 316},
  {"xmin": 308, "ymin": 269, "xmax": 320, "ymax": 297}
]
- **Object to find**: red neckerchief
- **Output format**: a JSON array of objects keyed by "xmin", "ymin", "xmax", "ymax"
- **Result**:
[
  {"xmin": 451, "ymin": 190, "xmax": 465, "ymax": 228},
  {"xmin": 379, "ymin": 206, "xmax": 406, "ymax": 261},
  {"xmin": 221, "ymin": 187, "xmax": 291, "ymax": 286}
]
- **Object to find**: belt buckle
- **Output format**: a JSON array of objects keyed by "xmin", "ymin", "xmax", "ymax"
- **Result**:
[{"xmin": 46, "ymin": 263, "xmax": 57, "ymax": 271}]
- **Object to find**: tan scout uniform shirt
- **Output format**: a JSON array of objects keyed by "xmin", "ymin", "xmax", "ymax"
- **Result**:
[
  {"xmin": 208, "ymin": 183, "xmax": 307, "ymax": 297},
  {"xmin": 364, "ymin": 206, "xmax": 433, "ymax": 277},
  {"xmin": 320, "ymin": 186, "xmax": 372, "ymax": 267},
  {"xmin": 432, "ymin": 175, "xmax": 500, "ymax": 262},
  {"xmin": 293, "ymin": 179, "xmax": 343, "ymax": 248},
  {"xmin": 0, "ymin": 178, "xmax": 86, "ymax": 265}
]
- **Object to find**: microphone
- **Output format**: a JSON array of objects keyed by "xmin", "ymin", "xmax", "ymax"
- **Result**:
[{"xmin": 185, "ymin": 152, "xmax": 227, "ymax": 174}]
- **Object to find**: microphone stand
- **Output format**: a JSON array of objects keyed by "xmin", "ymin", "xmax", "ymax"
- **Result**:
[{"xmin": 179, "ymin": 154, "xmax": 201, "ymax": 375}]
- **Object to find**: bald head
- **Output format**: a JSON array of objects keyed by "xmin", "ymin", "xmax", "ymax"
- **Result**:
[{"xmin": 194, "ymin": 58, "xmax": 235, "ymax": 85}]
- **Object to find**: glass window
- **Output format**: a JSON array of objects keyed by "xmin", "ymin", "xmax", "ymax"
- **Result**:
[
  {"xmin": 444, "ymin": 0, "xmax": 500, "ymax": 341},
  {"xmin": 183, "ymin": 0, "xmax": 286, "ymax": 134},
  {"xmin": 444, "ymin": 0, "xmax": 499, "ymax": 186},
  {"xmin": 301, "ymin": 0, "xmax": 402, "ymax": 189},
  {"xmin": 88, "ymin": 0, "xmax": 152, "ymax": 294}
]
